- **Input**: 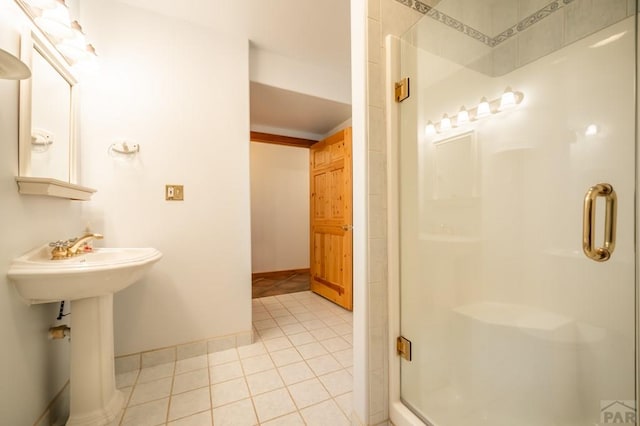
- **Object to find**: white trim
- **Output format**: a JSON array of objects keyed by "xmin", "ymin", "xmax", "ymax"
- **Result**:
[{"xmin": 15, "ymin": 176, "xmax": 96, "ymax": 201}]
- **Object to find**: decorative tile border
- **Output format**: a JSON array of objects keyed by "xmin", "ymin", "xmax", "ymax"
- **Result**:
[{"xmin": 394, "ymin": 0, "xmax": 575, "ymax": 48}]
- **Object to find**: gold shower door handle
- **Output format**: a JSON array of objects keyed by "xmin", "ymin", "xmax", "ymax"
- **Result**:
[{"xmin": 582, "ymin": 183, "xmax": 617, "ymax": 262}]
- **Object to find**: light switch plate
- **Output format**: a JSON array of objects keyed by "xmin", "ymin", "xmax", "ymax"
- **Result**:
[{"xmin": 165, "ymin": 185, "xmax": 184, "ymax": 201}]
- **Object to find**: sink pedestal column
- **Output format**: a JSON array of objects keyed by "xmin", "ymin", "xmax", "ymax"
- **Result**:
[{"xmin": 67, "ymin": 294, "xmax": 123, "ymax": 426}]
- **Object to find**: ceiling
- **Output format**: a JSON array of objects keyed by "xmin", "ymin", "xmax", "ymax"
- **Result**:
[{"xmin": 117, "ymin": 0, "xmax": 352, "ymax": 139}]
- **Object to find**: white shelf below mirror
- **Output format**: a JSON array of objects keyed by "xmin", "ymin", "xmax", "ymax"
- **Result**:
[{"xmin": 15, "ymin": 177, "xmax": 96, "ymax": 201}]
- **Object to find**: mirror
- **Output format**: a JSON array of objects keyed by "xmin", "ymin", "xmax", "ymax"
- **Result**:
[
  {"xmin": 19, "ymin": 31, "xmax": 77, "ymax": 183},
  {"xmin": 16, "ymin": 29, "xmax": 95, "ymax": 200}
]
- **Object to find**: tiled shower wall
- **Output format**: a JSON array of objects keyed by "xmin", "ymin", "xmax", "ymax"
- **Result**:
[
  {"xmin": 366, "ymin": 0, "xmax": 636, "ymax": 424},
  {"xmin": 366, "ymin": 0, "xmax": 425, "ymax": 424}
]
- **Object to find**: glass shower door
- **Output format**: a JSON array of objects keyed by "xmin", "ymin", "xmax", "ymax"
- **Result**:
[{"xmin": 397, "ymin": 1, "xmax": 637, "ymax": 425}]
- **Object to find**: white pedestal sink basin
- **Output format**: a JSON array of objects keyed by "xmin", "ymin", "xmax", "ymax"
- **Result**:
[{"xmin": 8, "ymin": 245, "xmax": 162, "ymax": 426}]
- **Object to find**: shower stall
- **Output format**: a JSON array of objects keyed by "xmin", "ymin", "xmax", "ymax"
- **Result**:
[{"xmin": 390, "ymin": 1, "xmax": 637, "ymax": 425}]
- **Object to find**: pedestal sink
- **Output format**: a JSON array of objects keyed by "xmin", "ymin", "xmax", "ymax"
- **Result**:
[{"xmin": 7, "ymin": 244, "xmax": 162, "ymax": 426}]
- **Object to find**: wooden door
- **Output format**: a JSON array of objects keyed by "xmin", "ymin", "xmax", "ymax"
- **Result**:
[{"xmin": 309, "ymin": 127, "xmax": 352, "ymax": 310}]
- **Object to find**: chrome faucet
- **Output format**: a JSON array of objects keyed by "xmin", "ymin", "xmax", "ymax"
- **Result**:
[{"xmin": 49, "ymin": 233, "xmax": 104, "ymax": 259}]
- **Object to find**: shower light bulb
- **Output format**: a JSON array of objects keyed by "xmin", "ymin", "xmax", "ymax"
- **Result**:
[
  {"xmin": 456, "ymin": 107, "xmax": 470, "ymax": 126},
  {"xmin": 476, "ymin": 97, "xmax": 491, "ymax": 119},
  {"xmin": 425, "ymin": 121, "xmax": 437, "ymax": 135},
  {"xmin": 585, "ymin": 124, "xmax": 598, "ymax": 136},
  {"xmin": 440, "ymin": 114, "xmax": 452, "ymax": 131},
  {"xmin": 499, "ymin": 87, "xmax": 517, "ymax": 111}
]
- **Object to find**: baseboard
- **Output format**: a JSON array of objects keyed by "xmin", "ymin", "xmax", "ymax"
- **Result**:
[
  {"xmin": 114, "ymin": 329, "xmax": 254, "ymax": 374},
  {"xmin": 252, "ymin": 268, "xmax": 310, "ymax": 280}
]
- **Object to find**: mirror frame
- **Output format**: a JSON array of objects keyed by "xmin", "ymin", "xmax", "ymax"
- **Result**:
[{"xmin": 16, "ymin": 29, "xmax": 95, "ymax": 200}]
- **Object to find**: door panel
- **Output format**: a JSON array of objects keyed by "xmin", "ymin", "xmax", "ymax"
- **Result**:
[{"xmin": 310, "ymin": 128, "xmax": 353, "ymax": 310}]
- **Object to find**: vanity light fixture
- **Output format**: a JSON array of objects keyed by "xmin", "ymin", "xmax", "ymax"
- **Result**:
[
  {"xmin": 15, "ymin": 0, "xmax": 98, "ymax": 67},
  {"xmin": 424, "ymin": 87, "xmax": 525, "ymax": 136},
  {"xmin": 22, "ymin": 0, "xmax": 56, "ymax": 10},
  {"xmin": 34, "ymin": 0, "xmax": 73, "ymax": 39},
  {"xmin": 56, "ymin": 21, "xmax": 96, "ymax": 64}
]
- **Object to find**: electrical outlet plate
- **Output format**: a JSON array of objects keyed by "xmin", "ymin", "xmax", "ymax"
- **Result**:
[{"xmin": 165, "ymin": 185, "xmax": 184, "ymax": 201}]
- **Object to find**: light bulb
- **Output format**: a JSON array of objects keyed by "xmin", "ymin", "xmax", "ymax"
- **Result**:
[
  {"xmin": 57, "ymin": 21, "xmax": 87, "ymax": 62},
  {"xmin": 440, "ymin": 114, "xmax": 452, "ymax": 131},
  {"xmin": 456, "ymin": 106, "xmax": 469, "ymax": 126},
  {"xmin": 476, "ymin": 97, "xmax": 491, "ymax": 119},
  {"xmin": 499, "ymin": 87, "xmax": 517, "ymax": 111},
  {"xmin": 24, "ymin": 0, "xmax": 57, "ymax": 9},
  {"xmin": 35, "ymin": 1, "xmax": 73, "ymax": 39},
  {"xmin": 425, "ymin": 121, "xmax": 437, "ymax": 135},
  {"xmin": 585, "ymin": 124, "xmax": 598, "ymax": 136}
]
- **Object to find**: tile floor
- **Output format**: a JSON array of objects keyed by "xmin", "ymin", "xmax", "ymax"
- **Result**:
[
  {"xmin": 252, "ymin": 271, "xmax": 310, "ymax": 298},
  {"xmin": 112, "ymin": 291, "xmax": 353, "ymax": 425}
]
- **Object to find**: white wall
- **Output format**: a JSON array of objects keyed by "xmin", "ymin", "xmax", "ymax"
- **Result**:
[
  {"xmin": 250, "ymin": 47, "xmax": 351, "ymax": 105},
  {"xmin": 250, "ymin": 142, "xmax": 309, "ymax": 273},
  {"xmin": 78, "ymin": 0, "xmax": 252, "ymax": 356},
  {"xmin": 0, "ymin": 1, "xmax": 83, "ymax": 423}
]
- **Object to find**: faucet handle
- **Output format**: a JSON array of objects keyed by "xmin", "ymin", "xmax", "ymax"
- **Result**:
[
  {"xmin": 49, "ymin": 240, "xmax": 70, "ymax": 260},
  {"xmin": 49, "ymin": 240, "xmax": 70, "ymax": 248}
]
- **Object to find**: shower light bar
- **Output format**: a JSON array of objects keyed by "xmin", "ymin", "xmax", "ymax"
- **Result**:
[{"xmin": 425, "ymin": 87, "xmax": 524, "ymax": 135}]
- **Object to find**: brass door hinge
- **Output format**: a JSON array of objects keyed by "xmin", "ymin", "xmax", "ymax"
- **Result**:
[
  {"xmin": 395, "ymin": 78, "xmax": 410, "ymax": 103},
  {"xmin": 397, "ymin": 336, "xmax": 412, "ymax": 361}
]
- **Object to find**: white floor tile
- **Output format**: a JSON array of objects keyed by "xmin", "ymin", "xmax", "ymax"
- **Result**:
[
  {"xmin": 280, "ymin": 323, "xmax": 307, "ymax": 335},
  {"xmin": 270, "ymin": 348, "xmax": 303, "ymax": 367},
  {"xmin": 253, "ymin": 319, "xmax": 278, "ymax": 330},
  {"xmin": 288, "ymin": 331, "xmax": 316, "ymax": 346},
  {"xmin": 246, "ymin": 369, "xmax": 284, "ymax": 395},
  {"xmin": 130, "ymin": 377, "xmax": 172, "ymax": 406},
  {"xmin": 309, "ymin": 328, "xmax": 338, "ymax": 341},
  {"xmin": 306, "ymin": 354, "xmax": 342, "ymax": 376},
  {"xmin": 211, "ymin": 377, "xmax": 250, "ymax": 408},
  {"xmin": 320, "ymin": 336, "xmax": 350, "ymax": 353},
  {"xmin": 318, "ymin": 370, "xmax": 353, "ymax": 397},
  {"xmin": 274, "ymin": 315, "xmax": 298, "ymax": 326},
  {"xmin": 116, "ymin": 371, "xmax": 138, "ymax": 389},
  {"xmin": 277, "ymin": 361, "xmax": 315, "ymax": 385},
  {"xmin": 208, "ymin": 348, "xmax": 238, "ymax": 366},
  {"xmin": 296, "ymin": 342, "xmax": 328, "ymax": 360},
  {"xmin": 210, "ymin": 361, "xmax": 243, "ymax": 384},
  {"xmin": 287, "ymin": 378, "xmax": 331, "ymax": 409},
  {"xmin": 212, "ymin": 398, "xmax": 257, "ymax": 426},
  {"xmin": 138, "ymin": 363, "xmax": 175, "ymax": 384},
  {"xmin": 173, "ymin": 369, "xmax": 209, "ymax": 395},
  {"xmin": 167, "ymin": 409, "xmax": 212, "ymax": 426},
  {"xmin": 333, "ymin": 348, "xmax": 353, "ymax": 368},
  {"xmin": 252, "ymin": 388, "xmax": 297, "ymax": 423},
  {"xmin": 252, "ymin": 311, "xmax": 272, "ymax": 321},
  {"xmin": 300, "ymin": 399, "xmax": 350, "ymax": 426},
  {"xmin": 119, "ymin": 291, "xmax": 353, "ymax": 426},
  {"xmin": 237, "ymin": 342, "xmax": 267, "ymax": 359},
  {"xmin": 260, "ymin": 412, "xmax": 306, "ymax": 425},
  {"xmin": 241, "ymin": 354, "xmax": 275, "ymax": 375},
  {"xmin": 175, "ymin": 355, "xmax": 207, "ymax": 375},
  {"xmin": 267, "ymin": 308, "xmax": 290, "ymax": 318},
  {"xmin": 168, "ymin": 387, "xmax": 211, "ymax": 421},
  {"xmin": 257, "ymin": 327, "xmax": 285, "ymax": 341},
  {"xmin": 335, "ymin": 392, "xmax": 352, "ymax": 417},
  {"xmin": 121, "ymin": 398, "xmax": 169, "ymax": 426},
  {"xmin": 263, "ymin": 336, "xmax": 293, "ymax": 352}
]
